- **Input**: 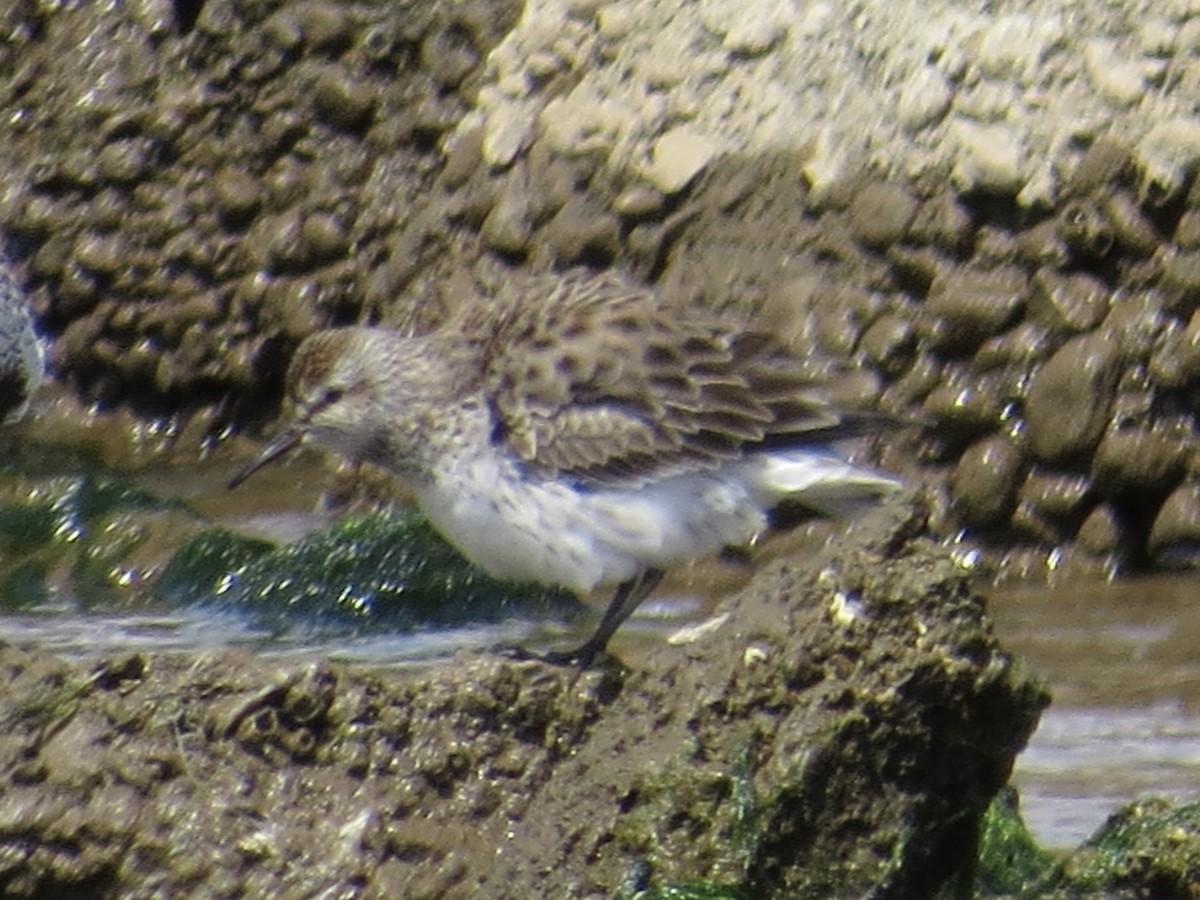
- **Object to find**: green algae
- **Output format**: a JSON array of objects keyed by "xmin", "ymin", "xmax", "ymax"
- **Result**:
[
  {"xmin": 0, "ymin": 472, "xmax": 196, "ymax": 609},
  {"xmin": 973, "ymin": 786, "xmax": 1058, "ymax": 897},
  {"xmin": 1047, "ymin": 797, "xmax": 1200, "ymax": 898},
  {"xmin": 159, "ymin": 509, "xmax": 580, "ymax": 631}
]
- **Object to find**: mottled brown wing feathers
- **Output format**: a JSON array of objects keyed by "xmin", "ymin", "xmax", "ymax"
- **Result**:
[{"xmin": 466, "ymin": 270, "xmax": 845, "ymax": 486}]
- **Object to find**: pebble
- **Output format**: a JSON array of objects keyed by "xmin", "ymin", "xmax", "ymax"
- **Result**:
[
  {"xmin": 859, "ymin": 313, "xmax": 917, "ymax": 376},
  {"xmin": 974, "ymin": 320, "xmax": 1054, "ymax": 370},
  {"xmin": 481, "ymin": 165, "xmax": 533, "ymax": 254},
  {"xmin": 1160, "ymin": 248, "xmax": 1200, "ymax": 310},
  {"xmin": 213, "ymin": 168, "xmax": 264, "ymax": 228},
  {"xmin": 1174, "ymin": 209, "xmax": 1200, "ymax": 250},
  {"xmin": 1024, "ymin": 333, "xmax": 1121, "ymax": 463},
  {"xmin": 311, "ymin": 67, "xmax": 377, "ymax": 133},
  {"xmin": 1149, "ymin": 310, "xmax": 1200, "ymax": 388},
  {"xmin": 542, "ymin": 195, "xmax": 621, "ymax": 264},
  {"xmin": 949, "ymin": 119, "xmax": 1025, "ymax": 194},
  {"xmin": 1064, "ymin": 139, "xmax": 1132, "ymax": 198},
  {"xmin": 611, "ymin": 185, "xmax": 665, "ymax": 218},
  {"xmin": 482, "ymin": 101, "xmax": 535, "ymax": 168},
  {"xmin": 1099, "ymin": 189, "xmax": 1159, "ymax": 256},
  {"xmin": 642, "ymin": 126, "xmax": 721, "ymax": 195},
  {"xmin": 908, "ymin": 192, "xmax": 974, "ymax": 255},
  {"xmin": 699, "ymin": 0, "xmax": 792, "ymax": 54},
  {"xmin": 972, "ymin": 12, "xmax": 1064, "ymax": 81},
  {"xmin": 896, "ymin": 65, "xmax": 954, "ymax": 134},
  {"xmin": 1135, "ymin": 118, "xmax": 1200, "ymax": 204},
  {"xmin": 1082, "ymin": 38, "xmax": 1146, "ymax": 107},
  {"xmin": 1014, "ymin": 220, "xmax": 1070, "ymax": 269},
  {"xmin": 847, "ymin": 181, "xmax": 918, "ymax": 250}
]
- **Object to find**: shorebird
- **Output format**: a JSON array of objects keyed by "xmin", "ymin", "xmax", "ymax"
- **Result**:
[
  {"xmin": 0, "ymin": 259, "xmax": 43, "ymax": 424},
  {"xmin": 230, "ymin": 269, "xmax": 898, "ymax": 666}
]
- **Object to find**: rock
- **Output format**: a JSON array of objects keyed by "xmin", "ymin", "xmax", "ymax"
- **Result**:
[
  {"xmin": 1175, "ymin": 209, "xmax": 1200, "ymax": 250},
  {"xmin": 909, "ymin": 192, "xmax": 974, "ymax": 255},
  {"xmin": 311, "ymin": 66, "xmax": 377, "ymax": 133},
  {"xmin": 1057, "ymin": 197, "xmax": 1114, "ymax": 259},
  {"xmin": 1135, "ymin": 118, "xmax": 1200, "ymax": 204},
  {"xmin": 1018, "ymin": 472, "xmax": 1092, "ymax": 523},
  {"xmin": 949, "ymin": 119, "xmax": 1025, "ymax": 194},
  {"xmin": 951, "ymin": 435, "xmax": 1024, "ymax": 528},
  {"xmin": 1027, "ymin": 269, "xmax": 1111, "ymax": 333},
  {"xmin": 923, "ymin": 369, "xmax": 1008, "ymax": 442},
  {"xmin": 896, "ymin": 65, "xmax": 954, "ymax": 133},
  {"xmin": 926, "ymin": 267, "xmax": 1027, "ymax": 354},
  {"xmin": 699, "ymin": 0, "xmax": 793, "ymax": 54},
  {"xmin": 1077, "ymin": 504, "xmax": 1122, "ymax": 556},
  {"xmin": 542, "ymin": 195, "xmax": 621, "ymax": 265},
  {"xmin": 1099, "ymin": 188, "xmax": 1159, "ymax": 256},
  {"xmin": 1092, "ymin": 427, "xmax": 1188, "ymax": 498},
  {"xmin": 481, "ymin": 164, "xmax": 533, "ymax": 254},
  {"xmin": 1149, "ymin": 482, "xmax": 1200, "ymax": 563},
  {"xmin": 1024, "ymin": 333, "xmax": 1121, "ymax": 464},
  {"xmin": 1149, "ymin": 310, "xmax": 1200, "ymax": 389},
  {"xmin": 482, "ymin": 99, "xmax": 535, "ymax": 168},
  {"xmin": 1064, "ymin": 139, "xmax": 1132, "ymax": 198},
  {"xmin": 642, "ymin": 126, "xmax": 721, "ymax": 195},
  {"xmin": 859, "ymin": 313, "xmax": 917, "ymax": 376},
  {"xmin": 847, "ymin": 181, "xmax": 918, "ymax": 250},
  {"xmin": 611, "ymin": 185, "xmax": 665, "ymax": 218},
  {"xmin": 1160, "ymin": 248, "xmax": 1200, "ymax": 313},
  {"xmin": 1083, "ymin": 38, "xmax": 1146, "ymax": 107}
]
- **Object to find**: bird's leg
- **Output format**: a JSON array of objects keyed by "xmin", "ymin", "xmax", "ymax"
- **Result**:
[{"xmin": 543, "ymin": 568, "xmax": 665, "ymax": 668}]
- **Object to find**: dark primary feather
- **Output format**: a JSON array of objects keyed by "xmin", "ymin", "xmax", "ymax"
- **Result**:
[{"xmin": 451, "ymin": 269, "xmax": 857, "ymax": 487}]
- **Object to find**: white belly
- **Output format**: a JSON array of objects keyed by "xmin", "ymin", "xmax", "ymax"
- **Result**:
[
  {"xmin": 415, "ymin": 445, "xmax": 897, "ymax": 594},
  {"xmin": 415, "ymin": 454, "xmax": 768, "ymax": 594}
]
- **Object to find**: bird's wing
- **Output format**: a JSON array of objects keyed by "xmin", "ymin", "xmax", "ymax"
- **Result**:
[{"xmin": 466, "ymin": 270, "xmax": 846, "ymax": 487}]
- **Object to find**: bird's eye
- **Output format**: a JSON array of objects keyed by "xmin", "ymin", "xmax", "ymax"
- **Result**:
[{"xmin": 321, "ymin": 387, "xmax": 344, "ymax": 406}]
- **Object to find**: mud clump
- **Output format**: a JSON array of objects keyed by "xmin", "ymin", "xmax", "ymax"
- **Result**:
[{"xmin": 0, "ymin": 504, "xmax": 1046, "ymax": 899}]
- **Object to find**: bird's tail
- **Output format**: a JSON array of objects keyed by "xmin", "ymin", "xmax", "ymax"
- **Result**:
[{"xmin": 755, "ymin": 449, "xmax": 900, "ymax": 519}]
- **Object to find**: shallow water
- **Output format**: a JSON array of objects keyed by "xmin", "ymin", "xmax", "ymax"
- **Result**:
[{"xmin": 988, "ymin": 574, "xmax": 1200, "ymax": 850}]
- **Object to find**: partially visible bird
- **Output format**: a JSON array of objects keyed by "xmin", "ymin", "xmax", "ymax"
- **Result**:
[
  {"xmin": 0, "ymin": 259, "xmax": 43, "ymax": 424},
  {"xmin": 231, "ymin": 269, "xmax": 898, "ymax": 666}
]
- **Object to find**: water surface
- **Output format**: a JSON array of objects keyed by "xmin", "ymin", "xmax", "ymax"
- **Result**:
[{"xmin": 988, "ymin": 574, "xmax": 1200, "ymax": 850}]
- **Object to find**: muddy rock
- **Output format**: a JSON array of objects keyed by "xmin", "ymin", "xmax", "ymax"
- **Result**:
[
  {"xmin": 1024, "ymin": 333, "xmax": 1122, "ymax": 465},
  {"xmin": 1027, "ymin": 269, "xmax": 1112, "ymax": 334},
  {"xmin": 0, "ymin": 503, "xmax": 1046, "ymax": 899},
  {"xmin": 1092, "ymin": 426, "xmax": 1188, "ymax": 499},
  {"xmin": 925, "ymin": 267, "xmax": 1028, "ymax": 356},
  {"xmin": 951, "ymin": 434, "xmax": 1024, "ymax": 529},
  {"xmin": 1148, "ymin": 482, "xmax": 1200, "ymax": 564}
]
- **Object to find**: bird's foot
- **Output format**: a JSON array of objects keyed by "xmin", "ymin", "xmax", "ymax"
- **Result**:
[{"xmin": 490, "ymin": 641, "xmax": 610, "ymax": 670}]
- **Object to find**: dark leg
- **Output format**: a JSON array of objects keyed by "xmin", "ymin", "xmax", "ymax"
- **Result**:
[{"xmin": 544, "ymin": 568, "xmax": 665, "ymax": 668}]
